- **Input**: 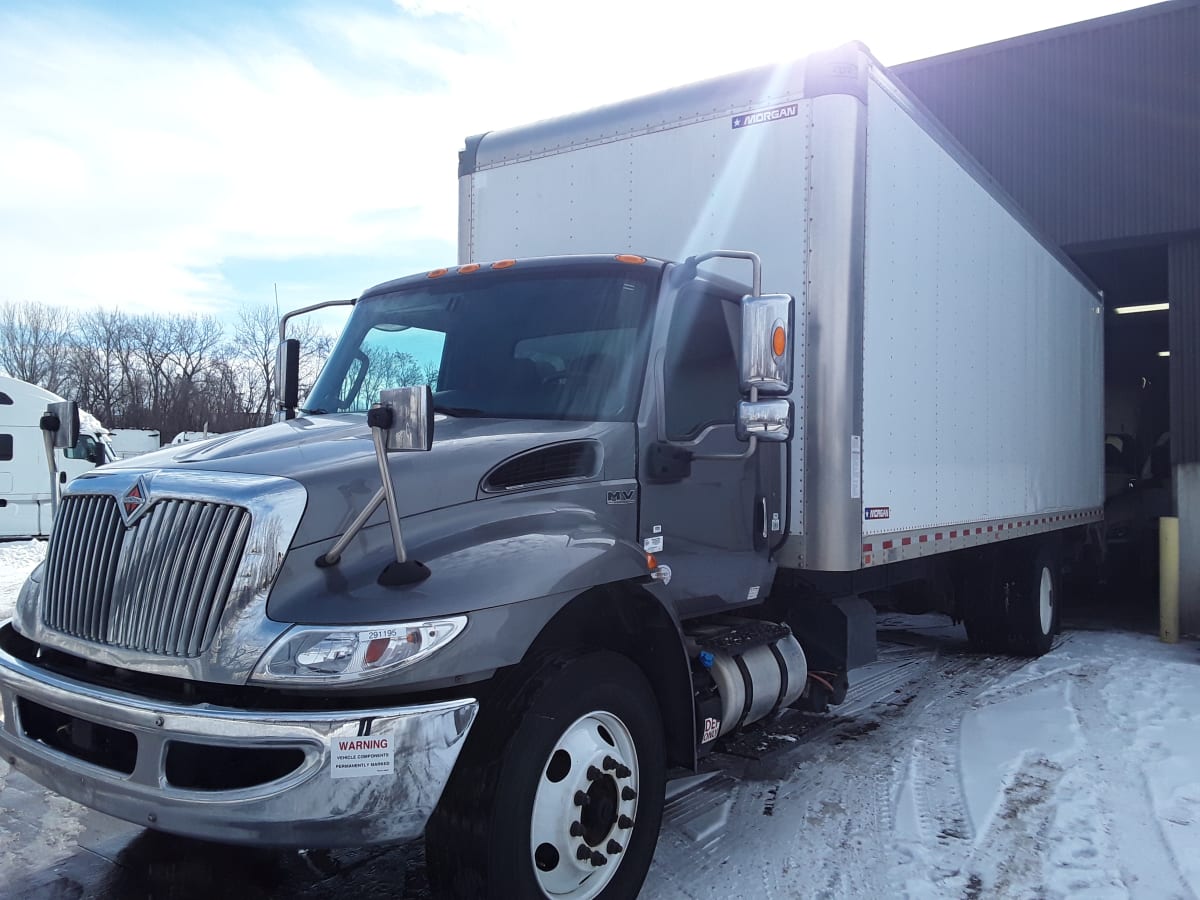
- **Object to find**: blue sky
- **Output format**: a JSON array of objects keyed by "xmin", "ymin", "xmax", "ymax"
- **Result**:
[{"xmin": 0, "ymin": 0, "xmax": 1151, "ymax": 322}]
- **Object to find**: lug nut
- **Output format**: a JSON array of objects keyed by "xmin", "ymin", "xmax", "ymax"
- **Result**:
[
  {"xmin": 570, "ymin": 821, "xmax": 585, "ymax": 838},
  {"xmin": 590, "ymin": 851, "xmax": 607, "ymax": 867},
  {"xmin": 607, "ymin": 839, "xmax": 623, "ymax": 854},
  {"xmin": 621, "ymin": 786, "xmax": 637, "ymax": 801},
  {"xmin": 587, "ymin": 765, "xmax": 603, "ymax": 782},
  {"xmin": 576, "ymin": 845, "xmax": 591, "ymax": 861},
  {"xmin": 603, "ymin": 755, "xmax": 618, "ymax": 771},
  {"xmin": 618, "ymin": 814, "xmax": 634, "ymax": 829},
  {"xmin": 615, "ymin": 763, "xmax": 632, "ymax": 779},
  {"xmin": 574, "ymin": 790, "xmax": 590, "ymax": 807}
]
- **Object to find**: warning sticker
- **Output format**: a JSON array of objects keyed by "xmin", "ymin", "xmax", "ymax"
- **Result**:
[
  {"xmin": 850, "ymin": 435, "xmax": 862, "ymax": 500},
  {"xmin": 331, "ymin": 735, "xmax": 394, "ymax": 779},
  {"xmin": 643, "ymin": 536, "xmax": 664, "ymax": 553}
]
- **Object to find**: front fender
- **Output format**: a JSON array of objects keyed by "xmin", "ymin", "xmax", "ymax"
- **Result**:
[
  {"xmin": 268, "ymin": 492, "xmax": 648, "ymax": 625},
  {"xmin": 263, "ymin": 494, "xmax": 649, "ymax": 693}
]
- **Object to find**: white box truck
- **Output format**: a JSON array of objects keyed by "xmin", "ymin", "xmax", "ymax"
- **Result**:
[
  {"xmin": 0, "ymin": 43, "xmax": 1101, "ymax": 899},
  {"xmin": 459, "ymin": 44, "xmax": 1103, "ymax": 586},
  {"xmin": 106, "ymin": 429, "xmax": 161, "ymax": 460},
  {"xmin": 0, "ymin": 376, "xmax": 114, "ymax": 539}
]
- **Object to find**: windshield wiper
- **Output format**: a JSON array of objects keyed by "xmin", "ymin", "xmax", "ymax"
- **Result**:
[
  {"xmin": 298, "ymin": 407, "xmax": 329, "ymax": 415},
  {"xmin": 433, "ymin": 404, "xmax": 486, "ymax": 417}
]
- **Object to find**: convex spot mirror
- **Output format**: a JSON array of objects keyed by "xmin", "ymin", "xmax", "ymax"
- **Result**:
[
  {"xmin": 41, "ymin": 401, "xmax": 79, "ymax": 450},
  {"xmin": 740, "ymin": 292, "xmax": 794, "ymax": 395},
  {"xmin": 737, "ymin": 397, "xmax": 793, "ymax": 443},
  {"xmin": 378, "ymin": 386, "xmax": 434, "ymax": 451}
]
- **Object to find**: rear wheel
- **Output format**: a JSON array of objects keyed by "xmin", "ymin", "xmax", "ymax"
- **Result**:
[
  {"xmin": 963, "ymin": 539, "xmax": 1060, "ymax": 657},
  {"xmin": 426, "ymin": 651, "xmax": 666, "ymax": 899},
  {"xmin": 1005, "ymin": 542, "xmax": 1060, "ymax": 657}
]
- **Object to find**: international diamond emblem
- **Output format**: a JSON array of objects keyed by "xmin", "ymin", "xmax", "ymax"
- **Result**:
[{"xmin": 119, "ymin": 477, "xmax": 150, "ymax": 526}]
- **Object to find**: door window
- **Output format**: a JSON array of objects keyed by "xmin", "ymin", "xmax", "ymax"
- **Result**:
[{"xmin": 662, "ymin": 292, "xmax": 741, "ymax": 441}]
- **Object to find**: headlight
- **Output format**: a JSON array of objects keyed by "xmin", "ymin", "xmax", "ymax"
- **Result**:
[{"xmin": 251, "ymin": 617, "xmax": 467, "ymax": 684}]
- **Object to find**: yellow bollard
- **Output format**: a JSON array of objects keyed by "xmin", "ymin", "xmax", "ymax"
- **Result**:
[{"xmin": 1160, "ymin": 517, "xmax": 1179, "ymax": 643}]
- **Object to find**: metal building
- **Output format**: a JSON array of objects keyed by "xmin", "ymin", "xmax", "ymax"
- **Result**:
[{"xmin": 893, "ymin": 0, "xmax": 1200, "ymax": 628}]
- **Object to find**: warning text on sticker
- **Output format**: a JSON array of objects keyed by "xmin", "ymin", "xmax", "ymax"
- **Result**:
[{"xmin": 331, "ymin": 734, "xmax": 395, "ymax": 779}]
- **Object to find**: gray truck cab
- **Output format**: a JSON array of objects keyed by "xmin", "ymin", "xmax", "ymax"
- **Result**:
[{"xmin": 0, "ymin": 252, "xmax": 807, "ymax": 900}]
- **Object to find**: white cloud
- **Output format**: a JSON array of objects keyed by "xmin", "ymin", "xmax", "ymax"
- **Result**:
[
  {"xmin": 0, "ymin": 0, "xmax": 1149, "ymax": 316},
  {"xmin": 0, "ymin": 6, "xmax": 467, "ymax": 314}
]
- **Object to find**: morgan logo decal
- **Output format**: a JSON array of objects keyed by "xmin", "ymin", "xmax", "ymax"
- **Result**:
[
  {"xmin": 864, "ymin": 507, "xmax": 891, "ymax": 520},
  {"xmin": 606, "ymin": 488, "xmax": 636, "ymax": 505},
  {"xmin": 119, "ymin": 477, "xmax": 151, "ymax": 526},
  {"xmin": 732, "ymin": 103, "xmax": 798, "ymax": 129},
  {"xmin": 702, "ymin": 717, "xmax": 721, "ymax": 743}
]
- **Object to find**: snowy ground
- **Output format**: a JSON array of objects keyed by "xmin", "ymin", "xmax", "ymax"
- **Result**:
[{"xmin": 0, "ymin": 541, "xmax": 1198, "ymax": 899}]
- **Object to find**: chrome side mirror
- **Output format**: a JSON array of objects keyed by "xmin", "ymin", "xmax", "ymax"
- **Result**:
[
  {"xmin": 275, "ymin": 339, "xmax": 300, "ymax": 420},
  {"xmin": 737, "ymin": 398, "xmax": 792, "ymax": 443},
  {"xmin": 739, "ymin": 292, "xmax": 794, "ymax": 395}
]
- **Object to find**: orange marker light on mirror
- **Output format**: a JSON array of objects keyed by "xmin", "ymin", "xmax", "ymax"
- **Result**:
[
  {"xmin": 615, "ymin": 254, "xmax": 647, "ymax": 265},
  {"xmin": 772, "ymin": 325, "xmax": 787, "ymax": 357},
  {"xmin": 491, "ymin": 259, "xmax": 516, "ymax": 269}
]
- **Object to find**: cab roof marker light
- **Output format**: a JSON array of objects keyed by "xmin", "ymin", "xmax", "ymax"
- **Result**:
[
  {"xmin": 458, "ymin": 263, "xmax": 481, "ymax": 274},
  {"xmin": 1114, "ymin": 302, "xmax": 1169, "ymax": 314},
  {"xmin": 427, "ymin": 268, "xmax": 449, "ymax": 279},
  {"xmin": 491, "ymin": 259, "xmax": 517, "ymax": 269}
]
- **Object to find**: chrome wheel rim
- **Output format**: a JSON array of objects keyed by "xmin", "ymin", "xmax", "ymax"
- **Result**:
[{"xmin": 530, "ymin": 710, "xmax": 639, "ymax": 898}]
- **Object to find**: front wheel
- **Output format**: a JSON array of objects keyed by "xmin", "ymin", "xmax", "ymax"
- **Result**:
[{"xmin": 426, "ymin": 651, "xmax": 666, "ymax": 899}]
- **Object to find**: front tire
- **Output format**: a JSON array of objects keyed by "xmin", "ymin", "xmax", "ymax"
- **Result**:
[{"xmin": 426, "ymin": 651, "xmax": 666, "ymax": 899}]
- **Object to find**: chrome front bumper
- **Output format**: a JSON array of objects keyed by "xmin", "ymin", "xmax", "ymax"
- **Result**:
[{"xmin": 0, "ymin": 637, "xmax": 478, "ymax": 847}]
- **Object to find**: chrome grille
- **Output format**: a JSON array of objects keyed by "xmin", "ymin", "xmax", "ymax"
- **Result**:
[{"xmin": 42, "ymin": 494, "xmax": 252, "ymax": 658}]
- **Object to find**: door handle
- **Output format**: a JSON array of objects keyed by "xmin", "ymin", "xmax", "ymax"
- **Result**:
[{"xmin": 760, "ymin": 496, "xmax": 768, "ymax": 540}]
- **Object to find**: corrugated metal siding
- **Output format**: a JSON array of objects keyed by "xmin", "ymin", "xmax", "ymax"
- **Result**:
[
  {"xmin": 1170, "ymin": 237, "xmax": 1200, "ymax": 464},
  {"xmin": 894, "ymin": 2, "xmax": 1200, "ymax": 248}
]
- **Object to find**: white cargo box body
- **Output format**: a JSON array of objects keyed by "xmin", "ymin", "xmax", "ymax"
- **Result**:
[{"xmin": 459, "ymin": 44, "xmax": 1103, "ymax": 573}]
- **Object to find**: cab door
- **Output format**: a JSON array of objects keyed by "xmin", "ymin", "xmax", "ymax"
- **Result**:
[{"xmin": 637, "ymin": 282, "xmax": 785, "ymax": 620}]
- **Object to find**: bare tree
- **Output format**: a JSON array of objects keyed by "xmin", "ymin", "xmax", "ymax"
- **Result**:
[
  {"xmin": 0, "ymin": 301, "xmax": 74, "ymax": 393},
  {"xmin": 68, "ymin": 309, "xmax": 138, "ymax": 425},
  {"xmin": 0, "ymin": 298, "xmax": 338, "ymax": 434},
  {"xmin": 231, "ymin": 302, "xmax": 336, "ymax": 423}
]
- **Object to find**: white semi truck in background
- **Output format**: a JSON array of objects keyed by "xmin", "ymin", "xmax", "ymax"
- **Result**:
[
  {"xmin": 0, "ymin": 43, "xmax": 1101, "ymax": 899},
  {"xmin": 0, "ymin": 376, "xmax": 113, "ymax": 539}
]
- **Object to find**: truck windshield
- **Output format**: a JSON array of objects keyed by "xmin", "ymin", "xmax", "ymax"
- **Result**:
[{"xmin": 305, "ymin": 263, "xmax": 660, "ymax": 422}]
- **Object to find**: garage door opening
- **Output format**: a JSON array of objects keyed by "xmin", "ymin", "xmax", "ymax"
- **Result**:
[{"xmin": 1073, "ymin": 244, "xmax": 1171, "ymax": 606}]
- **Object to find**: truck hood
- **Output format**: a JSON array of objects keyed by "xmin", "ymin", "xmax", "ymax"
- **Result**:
[{"xmin": 109, "ymin": 414, "xmax": 624, "ymax": 547}]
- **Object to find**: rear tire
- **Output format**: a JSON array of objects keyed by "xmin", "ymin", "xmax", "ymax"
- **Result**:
[
  {"xmin": 963, "ymin": 539, "xmax": 1060, "ymax": 657},
  {"xmin": 426, "ymin": 651, "xmax": 666, "ymax": 899},
  {"xmin": 1004, "ymin": 541, "xmax": 1060, "ymax": 657}
]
